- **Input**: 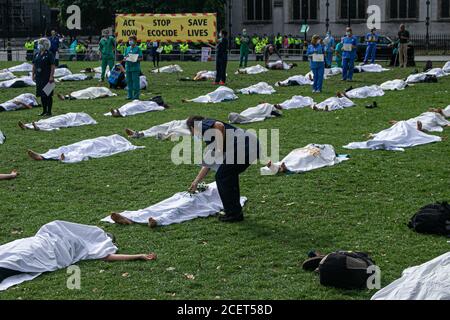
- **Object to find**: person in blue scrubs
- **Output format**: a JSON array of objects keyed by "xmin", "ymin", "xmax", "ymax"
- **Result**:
[
  {"xmin": 307, "ymin": 35, "xmax": 325, "ymax": 93},
  {"xmin": 124, "ymin": 36, "xmax": 143, "ymax": 100},
  {"xmin": 364, "ymin": 28, "xmax": 379, "ymax": 64},
  {"xmin": 341, "ymin": 27, "xmax": 358, "ymax": 81},
  {"xmin": 324, "ymin": 31, "xmax": 335, "ymax": 68}
]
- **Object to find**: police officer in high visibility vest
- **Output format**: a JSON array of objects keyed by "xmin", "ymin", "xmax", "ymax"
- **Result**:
[
  {"xmin": 139, "ymin": 41, "xmax": 148, "ymax": 60},
  {"xmin": 252, "ymin": 34, "xmax": 259, "ymax": 49},
  {"xmin": 117, "ymin": 41, "xmax": 126, "ymax": 60},
  {"xmin": 275, "ymin": 33, "xmax": 283, "ymax": 50},
  {"xmin": 76, "ymin": 42, "xmax": 86, "ymax": 61},
  {"xmin": 234, "ymin": 34, "xmax": 241, "ymax": 49},
  {"xmin": 24, "ymin": 38, "xmax": 35, "ymax": 61},
  {"xmin": 180, "ymin": 42, "xmax": 189, "ymax": 61},
  {"xmin": 163, "ymin": 43, "xmax": 173, "ymax": 54}
]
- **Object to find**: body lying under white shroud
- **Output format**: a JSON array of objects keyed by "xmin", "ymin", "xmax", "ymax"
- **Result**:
[
  {"xmin": 344, "ymin": 85, "xmax": 385, "ymax": 99},
  {"xmin": 228, "ymin": 103, "xmax": 281, "ymax": 124},
  {"xmin": 0, "ymin": 93, "xmax": 39, "ymax": 111},
  {"xmin": 102, "ymin": 182, "xmax": 247, "ymax": 227},
  {"xmin": 69, "ymin": 87, "xmax": 117, "ymax": 100},
  {"xmin": 354, "ymin": 64, "xmax": 389, "ymax": 73},
  {"xmin": 315, "ymin": 96, "xmax": 355, "ymax": 111},
  {"xmin": 0, "ymin": 221, "xmax": 117, "ymax": 291},
  {"xmin": 276, "ymin": 75, "xmax": 313, "ymax": 86},
  {"xmin": 235, "ymin": 64, "xmax": 269, "ymax": 75},
  {"xmin": 405, "ymin": 111, "xmax": 450, "ymax": 132},
  {"xmin": 0, "ymin": 71, "xmax": 15, "ymax": 81},
  {"xmin": 24, "ymin": 112, "xmax": 97, "ymax": 131},
  {"xmin": 261, "ymin": 144, "xmax": 348, "ymax": 175},
  {"xmin": 371, "ymin": 252, "xmax": 450, "ymax": 300},
  {"xmin": 267, "ymin": 60, "xmax": 292, "ymax": 70},
  {"xmin": 187, "ymin": 86, "xmax": 238, "ymax": 103},
  {"xmin": 279, "ymin": 95, "xmax": 315, "ymax": 110},
  {"xmin": 343, "ymin": 121, "xmax": 442, "ymax": 151},
  {"xmin": 152, "ymin": 65, "xmax": 183, "ymax": 73},
  {"xmin": 380, "ymin": 79, "xmax": 408, "ymax": 91},
  {"xmin": 140, "ymin": 119, "xmax": 191, "ymax": 140},
  {"xmin": 39, "ymin": 134, "xmax": 144, "ymax": 163},
  {"xmin": 58, "ymin": 73, "xmax": 90, "ymax": 81},
  {"xmin": 3, "ymin": 62, "xmax": 33, "ymax": 73},
  {"xmin": 0, "ymin": 131, "xmax": 5, "ymax": 144},
  {"xmin": 104, "ymin": 100, "xmax": 165, "ymax": 117},
  {"xmin": 0, "ymin": 76, "xmax": 36, "ymax": 88},
  {"xmin": 237, "ymin": 82, "xmax": 276, "ymax": 95}
]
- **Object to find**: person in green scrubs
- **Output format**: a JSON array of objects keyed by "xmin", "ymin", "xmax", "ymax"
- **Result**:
[
  {"xmin": 239, "ymin": 29, "xmax": 250, "ymax": 68},
  {"xmin": 335, "ymin": 41, "xmax": 343, "ymax": 68},
  {"xmin": 124, "ymin": 36, "xmax": 143, "ymax": 100},
  {"xmin": 99, "ymin": 31, "xmax": 116, "ymax": 82}
]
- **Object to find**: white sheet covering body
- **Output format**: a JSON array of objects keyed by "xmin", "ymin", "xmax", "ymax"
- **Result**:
[
  {"xmin": 261, "ymin": 144, "xmax": 348, "ymax": 175},
  {"xmin": 267, "ymin": 60, "xmax": 291, "ymax": 70},
  {"xmin": 315, "ymin": 96, "xmax": 355, "ymax": 111},
  {"xmin": 371, "ymin": 252, "xmax": 450, "ymax": 300},
  {"xmin": 236, "ymin": 65, "xmax": 268, "ymax": 75},
  {"xmin": 425, "ymin": 68, "xmax": 447, "ymax": 78},
  {"xmin": 380, "ymin": 79, "xmax": 407, "ymax": 91},
  {"xmin": 279, "ymin": 95, "xmax": 315, "ymax": 109},
  {"xmin": 0, "ymin": 71, "xmax": 16, "ymax": 81},
  {"xmin": 405, "ymin": 112, "xmax": 450, "ymax": 132},
  {"xmin": 355, "ymin": 64, "xmax": 389, "ymax": 73},
  {"xmin": 53, "ymin": 68, "xmax": 72, "ymax": 78},
  {"xmin": 343, "ymin": 121, "xmax": 442, "ymax": 151},
  {"xmin": 69, "ymin": 87, "xmax": 116, "ymax": 100},
  {"xmin": 102, "ymin": 182, "xmax": 247, "ymax": 226},
  {"xmin": 4, "ymin": 62, "xmax": 33, "ymax": 73},
  {"xmin": 195, "ymin": 70, "xmax": 216, "ymax": 80},
  {"xmin": 105, "ymin": 100, "xmax": 165, "ymax": 117},
  {"xmin": 345, "ymin": 85, "xmax": 385, "ymax": 99},
  {"xmin": 39, "ymin": 134, "xmax": 144, "ymax": 163},
  {"xmin": 443, "ymin": 61, "xmax": 450, "ymax": 73},
  {"xmin": 24, "ymin": 112, "xmax": 97, "ymax": 131},
  {"xmin": 0, "ymin": 93, "xmax": 39, "ymax": 111},
  {"xmin": 228, "ymin": 103, "xmax": 281, "ymax": 124},
  {"xmin": 141, "ymin": 119, "xmax": 191, "ymax": 140},
  {"xmin": 443, "ymin": 105, "xmax": 450, "ymax": 118},
  {"xmin": 58, "ymin": 73, "xmax": 89, "ymax": 81},
  {"xmin": 188, "ymin": 86, "xmax": 238, "ymax": 103},
  {"xmin": 152, "ymin": 65, "xmax": 183, "ymax": 73},
  {"xmin": 406, "ymin": 73, "xmax": 427, "ymax": 84},
  {"xmin": 0, "ymin": 131, "xmax": 5, "ymax": 144},
  {"xmin": 0, "ymin": 76, "xmax": 36, "ymax": 88},
  {"xmin": 238, "ymin": 82, "xmax": 276, "ymax": 95},
  {"xmin": 276, "ymin": 75, "xmax": 313, "ymax": 86},
  {"xmin": 0, "ymin": 221, "xmax": 117, "ymax": 291}
]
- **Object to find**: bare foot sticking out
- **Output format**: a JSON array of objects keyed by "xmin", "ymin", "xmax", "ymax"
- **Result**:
[
  {"xmin": 111, "ymin": 212, "xmax": 134, "ymax": 225},
  {"xmin": 417, "ymin": 121, "xmax": 423, "ymax": 132},
  {"xmin": 18, "ymin": 121, "xmax": 27, "ymax": 130},
  {"xmin": 336, "ymin": 91, "xmax": 344, "ymax": 98},
  {"xmin": 57, "ymin": 93, "xmax": 65, "ymax": 101},
  {"xmin": 27, "ymin": 150, "xmax": 44, "ymax": 161},
  {"xmin": 148, "ymin": 218, "xmax": 158, "ymax": 229},
  {"xmin": 60, "ymin": 153, "xmax": 65, "ymax": 161},
  {"xmin": 32, "ymin": 122, "xmax": 40, "ymax": 131},
  {"xmin": 266, "ymin": 160, "xmax": 273, "ymax": 168},
  {"xmin": 280, "ymin": 162, "xmax": 288, "ymax": 173},
  {"xmin": 389, "ymin": 120, "xmax": 398, "ymax": 125}
]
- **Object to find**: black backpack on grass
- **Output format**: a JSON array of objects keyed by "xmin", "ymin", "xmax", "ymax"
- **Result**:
[
  {"xmin": 408, "ymin": 202, "xmax": 450, "ymax": 236},
  {"xmin": 319, "ymin": 251, "xmax": 375, "ymax": 289}
]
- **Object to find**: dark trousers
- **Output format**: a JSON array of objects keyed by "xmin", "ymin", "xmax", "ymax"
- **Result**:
[
  {"xmin": 152, "ymin": 52, "xmax": 160, "ymax": 67},
  {"xmin": 215, "ymin": 163, "xmax": 250, "ymax": 215},
  {"xmin": 0, "ymin": 267, "xmax": 22, "ymax": 284},
  {"xmin": 41, "ymin": 94, "xmax": 53, "ymax": 114},
  {"xmin": 215, "ymin": 58, "xmax": 227, "ymax": 83}
]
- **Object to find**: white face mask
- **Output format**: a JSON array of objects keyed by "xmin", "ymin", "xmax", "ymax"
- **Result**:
[
  {"xmin": 346, "ymin": 32, "xmax": 351, "ymax": 36},
  {"xmin": 129, "ymin": 41, "xmax": 135, "ymax": 46},
  {"xmin": 38, "ymin": 44, "xmax": 44, "ymax": 51}
]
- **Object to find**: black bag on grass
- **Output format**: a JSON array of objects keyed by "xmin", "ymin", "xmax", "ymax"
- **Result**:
[
  {"xmin": 408, "ymin": 202, "xmax": 450, "ymax": 236},
  {"xmin": 319, "ymin": 251, "xmax": 375, "ymax": 289},
  {"xmin": 423, "ymin": 74, "xmax": 438, "ymax": 83}
]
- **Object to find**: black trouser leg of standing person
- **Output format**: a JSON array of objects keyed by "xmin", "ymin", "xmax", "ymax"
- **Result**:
[
  {"xmin": 39, "ymin": 95, "xmax": 48, "ymax": 116},
  {"xmin": 41, "ymin": 95, "xmax": 53, "ymax": 116},
  {"xmin": 215, "ymin": 163, "xmax": 250, "ymax": 221},
  {"xmin": 220, "ymin": 60, "xmax": 228, "ymax": 83}
]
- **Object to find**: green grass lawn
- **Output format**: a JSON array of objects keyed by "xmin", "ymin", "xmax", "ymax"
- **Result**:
[{"xmin": 0, "ymin": 60, "xmax": 449, "ymax": 300}]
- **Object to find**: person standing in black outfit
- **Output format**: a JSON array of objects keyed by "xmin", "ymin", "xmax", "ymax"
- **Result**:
[
  {"xmin": 214, "ymin": 30, "xmax": 228, "ymax": 85},
  {"xmin": 187, "ymin": 116, "xmax": 260, "ymax": 223},
  {"xmin": 32, "ymin": 38, "xmax": 55, "ymax": 116}
]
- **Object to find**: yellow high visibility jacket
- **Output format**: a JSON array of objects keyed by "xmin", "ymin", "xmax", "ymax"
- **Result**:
[
  {"xmin": 25, "ymin": 41, "xmax": 34, "ymax": 50},
  {"xmin": 180, "ymin": 43, "xmax": 189, "ymax": 53},
  {"xmin": 163, "ymin": 44, "xmax": 173, "ymax": 54}
]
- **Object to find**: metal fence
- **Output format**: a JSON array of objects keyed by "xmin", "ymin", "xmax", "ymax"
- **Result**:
[{"xmin": 410, "ymin": 34, "xmax": 450, "ymax": 55}]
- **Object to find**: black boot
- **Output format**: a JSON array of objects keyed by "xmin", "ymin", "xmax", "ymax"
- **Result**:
[
  {"xmin": 46, "ymin": 98, "xmax": 53, "ymax": 116},
  {"xmin": 39, "ymin": 105, "xmax": 47, "ymax": 116},
  {"xmin": 219, "ymin": 212, "xmax": 244, "ymax": 223}
]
